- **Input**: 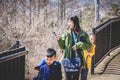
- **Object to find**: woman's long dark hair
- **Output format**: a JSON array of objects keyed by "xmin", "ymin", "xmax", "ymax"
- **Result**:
[{"xmin": 70, "ymin": 16, "xmax": 81, "ymax": 33}]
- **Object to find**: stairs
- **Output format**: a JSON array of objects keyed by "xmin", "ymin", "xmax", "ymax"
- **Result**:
[
  {"xmin": 94, "ymin": 47, "xmax": 120, "ymax": 75},
  {"xmin": 104, "ymin": 53, "xmax": 120, "ymax": 75}
]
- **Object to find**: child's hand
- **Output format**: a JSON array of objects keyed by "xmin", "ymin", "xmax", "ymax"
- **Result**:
[
  {"xmin": 34, "ymin": 66, "xmax": 39, "ymax": 71},
  {"xmin": 87, "ymin": 53, "xmax": 91, "ymax": 57},
  {"xmin": 86, "ymin": 51, "xmax": 91, "ymax": 57},
  {"xmin": 87, "ymin": 48, "xmax": 92, "ymax": 52}
]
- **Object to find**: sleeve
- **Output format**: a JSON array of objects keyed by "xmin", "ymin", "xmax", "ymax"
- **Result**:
[
  {"xmin": 35, "ymin": 58, "xmax": 46, "ymax": 70},
  {"xmin": 34, "ymin": 58, "xmax": 46, "ymax": 71},
  {"xmin": 57, "ymin": 32, "xmax": 66, "ymax": 49},
  {"xmin": 38, "ymin": 58, "xmax": 46, "ymax": 67},
  {"xmin": 89, "ymin": 44, "xmax": 96, "ymax": 57},
  {"xmin": 38, "ymin": 67, "xmax": 44, "ymax": 80},
  {"xmin": 75, "ymin": 32, "xmax": 92, "ymax": 50}
]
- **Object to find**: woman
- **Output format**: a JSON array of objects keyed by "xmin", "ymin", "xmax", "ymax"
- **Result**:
[{"xmin": 55, "ymin": 16, "xmax": 91, "ymax": 80}]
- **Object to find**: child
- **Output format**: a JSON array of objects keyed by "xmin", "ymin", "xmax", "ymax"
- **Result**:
[
  {"xmin": 33, "ymin": 48, "xmax": 62, "ymax": 80},
  {"xmin": 84, "ymin": 33, "xmax": 96, "ymax": 71},
  {"xmin": 80, "ymin": 33, "xmax": 96, "ymax": 80}
]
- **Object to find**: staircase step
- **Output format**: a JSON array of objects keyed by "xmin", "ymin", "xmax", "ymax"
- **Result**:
[
  {"xmin": 104, "ymin": 72, "xmax": 120, "ymax": 75},
  {"xmin": 103, "ymin": 53, "xmax": 120, "ymax": 75}
]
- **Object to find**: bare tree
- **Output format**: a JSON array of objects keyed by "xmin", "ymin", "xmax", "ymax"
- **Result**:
[
  {"xmin": 58, "ymin": 0, "xmax": 65, "ymax": 23},
  {"xmin": 94, "ymin": 0, "xmax": 100, "ymax": 26}
]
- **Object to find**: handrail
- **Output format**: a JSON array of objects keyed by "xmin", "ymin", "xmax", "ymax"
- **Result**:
[
  {"xmin": 91, "ymin": 17, "xmax": 120, "ymax": 74},
  {"xmin": 0, "ymin": 41, "xmax": 29, "ymax": 80},
  {"xmin": 0, "ymin": 50, "xmax": 28, "ymax": 63}
]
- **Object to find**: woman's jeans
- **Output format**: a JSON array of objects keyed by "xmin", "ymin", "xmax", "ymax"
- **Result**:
[
  {"xmin": 65, "ymin": 68, "xmax": 88, "ymax": 80},
  {"xmin": 65, "ymin": 71, "xmax": 80, "ymax": 80}
]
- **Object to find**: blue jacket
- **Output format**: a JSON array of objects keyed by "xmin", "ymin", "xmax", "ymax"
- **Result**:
[
  {"xmin": 38, "ymin": 61, "xmax": 62, "ymax": 80},
  {"xmin": 38, "ymin": 58, "xmax": 46, "ymax": 68}
]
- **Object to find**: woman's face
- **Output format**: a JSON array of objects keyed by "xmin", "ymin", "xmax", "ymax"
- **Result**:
[{"xmin": 68, "ymin": 19, "xmax": 74, "ymax": 29}]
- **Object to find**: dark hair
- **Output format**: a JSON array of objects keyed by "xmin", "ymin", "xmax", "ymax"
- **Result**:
[
  {"xmin": 70, "ymin": 16, "xmax": 81, "ymax": 32},
  {"xmin": 46, "ymin": 48, "xmax": 56, "ymax": 57}
]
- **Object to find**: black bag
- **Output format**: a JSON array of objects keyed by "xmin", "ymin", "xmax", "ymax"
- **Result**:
[{"xmin": 62, "ymin": 57, "xmax": 81, "ymax": 72}]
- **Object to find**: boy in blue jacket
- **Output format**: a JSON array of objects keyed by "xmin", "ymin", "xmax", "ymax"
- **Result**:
[{"xmin": 33, "ymin": 48, "xmax": 62, "ymax": 80}]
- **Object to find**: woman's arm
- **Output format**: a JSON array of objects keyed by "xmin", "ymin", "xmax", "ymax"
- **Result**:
[
  {"xmin": 57, "ymin": 32, "xmax": 67, "ymax": 49},
  {"xmin": 75, "ymin": 32, "xmax": 91, "ymax": 50}
]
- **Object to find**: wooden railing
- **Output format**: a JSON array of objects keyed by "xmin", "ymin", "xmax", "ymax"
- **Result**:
[
  {"xmin": 0, "ymin": 41, "xmax": 28, "ymax": 80},
  {"xmin": 91, "ymin": 17, "xmax": 120, "ymax": 74}
]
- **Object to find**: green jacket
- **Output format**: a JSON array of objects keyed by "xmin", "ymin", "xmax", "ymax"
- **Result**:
[{"xmin": 57, "ymin": 29, "xmax": 91, "ymax": 67}]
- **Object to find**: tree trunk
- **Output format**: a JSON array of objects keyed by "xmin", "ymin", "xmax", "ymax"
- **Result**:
[
  {"xmin": 29, "ymin": 0, "xmax": 32, "ymax": 25},
  {"xmin": 94, "ymin": 0, "xmax": 100, "ymax": 26}
]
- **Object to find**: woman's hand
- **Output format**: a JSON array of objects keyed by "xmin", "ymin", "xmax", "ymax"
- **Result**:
[
  {"xmin": 72, "ymin": 45, "xmax": 77, "ymax": 50},
  {"xmin": 55, "ymin": 35, "xmax": 61, "ymax": 40},
  {"xmin": 53, "ymin": 32, "xmax": 61, "ymax": 40}
]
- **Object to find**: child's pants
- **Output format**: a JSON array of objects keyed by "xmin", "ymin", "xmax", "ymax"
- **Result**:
[{"xmin": 80, "ymin": 68, "xmax": 88, "ymax": 80}]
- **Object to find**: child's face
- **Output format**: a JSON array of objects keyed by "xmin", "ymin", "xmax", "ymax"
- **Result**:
[
  {"xmin": 90, "ymin": 35, "xmax": 95, "ymax": 44},
  {"xmin": 45, "ymin": 56, "xmax": 55, "ymax": 66}
]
